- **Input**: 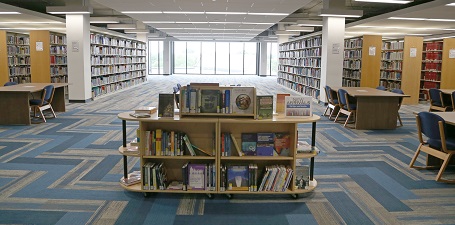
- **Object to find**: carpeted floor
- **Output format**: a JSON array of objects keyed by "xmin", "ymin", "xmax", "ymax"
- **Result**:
[{"xmin": 1, "ymin": 75, "xmax": 454, "ymax": 225}]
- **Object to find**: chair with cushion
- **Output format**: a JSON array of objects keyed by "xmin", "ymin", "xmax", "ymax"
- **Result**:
[
  {"xmin": 4, "ymin": 81, "xmax": 18, "ymax": 86},
  {"xmin": 334, "ymin": 88, "xmax": 357, "ymax": 127},
  {"xmin": 409, "ymin": 112, "xmax": 455, "ymax": 183},
  {"xmin": 29, "ymin": 85, "xmax": 56, "ymax": 123},
  {"xmin": 376, "ymin": 86, "xmax": 386, "ymax": 91},
  {"xmin": 323, "ymin": 85, "xmax": 339, "ymax": 120},
  {"xmin": 391, "ymin": 88, "xmax": 404, "ymax": 127},
  {"xmin": 429, "ymin": 88, "xmax": 452, "ymax": 112}
]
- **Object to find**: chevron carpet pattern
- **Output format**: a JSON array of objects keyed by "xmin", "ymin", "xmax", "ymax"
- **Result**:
[{"xmin": 1, "ymin": 75, "xmax": 455, "ymax": 225}]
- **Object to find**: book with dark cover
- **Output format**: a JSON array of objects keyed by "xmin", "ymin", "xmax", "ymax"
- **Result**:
[
  {"xmin": 274, "ymin": 133, "xmax": 290, "ymax": 156},
  {"xmin": 241, "ymin": 133, "xmax": 257, "ymax": 156},
  {"xmin": 187, "ymin": 164, "xmax": 206, "ymax": 190},
  {"xmin": 256, "ymin": 132, "xmax": 274, "ymax": 156},
  {"xmin": 227, "ymin": 165, "xmax": 249, "ymax": 191},
  {"xmin": 295, "ymin": 165, "xmax": 309, "ymax": 189},
  {"xmin": 200, "ymin": 89, "xmax": 220, "ymax": 113},
  {"xmin": 231, "ymin": 87, "xmax": 254, "ymax": 114},
  {"xmin": 158, "ymin": 93, "xmax": 175, "ymax": 118},
  {"xmin": 256, "ymin": 95, "xmax": 273, "ymax": 119}
]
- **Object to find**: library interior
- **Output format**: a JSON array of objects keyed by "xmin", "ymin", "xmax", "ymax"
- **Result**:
[{"xmin": 1, "ymin": 0, "xmax": 455, "ymax": 224}]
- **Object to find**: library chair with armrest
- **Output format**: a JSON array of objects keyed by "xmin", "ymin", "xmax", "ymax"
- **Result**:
[
  {"xmin": 29, "ymin": 84, "xmax": 56, "ymax": 123},
  {"xmin": 334, "ymin": 88, "xmax": 357, "ymax": 127},
  {"xmin": 409, "ymin": 112, "xmax": 455, "ymax": 183},
  {"xmin": 429, "ymin": 88, "xmax": 452, "ymax": 112},
  {"xmin": 323, "ymin": 85, "xmax": 339, "ymax": 120},
  {"xmin": 391, "ymin": 88, "xmax": 404, "ymax": 127},
  {"xmin": 4, "ymin": 81, "xmax": 18, "ymax": 86},
  {"xmin": 376, "ymin": 86, "xmax": 387, "ymax": 91}
]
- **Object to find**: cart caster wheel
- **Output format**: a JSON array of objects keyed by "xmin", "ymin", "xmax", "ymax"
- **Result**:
[
  {"xmin": 226, "ymin": 194, "xmax": 233, "ymax": 199},
  {"xmin": 291, "ymin": 194, "xmax": 299, "ymax": 199},
  {"xmin": 207, "ymin": 193, "xmax": 215, "ymax": 199}
]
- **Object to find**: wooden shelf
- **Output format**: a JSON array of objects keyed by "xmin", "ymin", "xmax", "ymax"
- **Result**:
[{"xmin": 0, "ymin": 31, "xmax": 30, "ymax": 84}]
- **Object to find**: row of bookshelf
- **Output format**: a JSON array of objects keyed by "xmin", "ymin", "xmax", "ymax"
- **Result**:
[
  {"xmin": 90, "ymin": 33, "xmax": 146, "ymax": 49},
  {"xmin": 382, "ymin": 41, "xmax": 404, "ymax": 50},
  {"xmin": 50, "ymin": 33, "xmax": 66, "ymax": 45},
  {"xmin": 344, "ymin": 38, "xmax": 363, "ymax": 49},
  {"xmin": 382, "ymin": 51, "xmax": 403, "ymax": 60},
  {"xmin": 278, "ymin": 66, "xmax": 321, "ymax": 78},
  {"xmin": 278, "ymin": 58, "xmax": 321, "ymax": 68},
  {"xmin": 7, "ymin": 56, "xmax": 30, "ymax": 65},
  {"xmin": 6, "ymin": 35, "xmax": 29, "ymax": 45},
  {"xmin": 381, "ymin": 61, "xmax": 402, "ymax": 70},
  {"xmin": 50, "ymin": 66, "xmax": 67, "ymax": 76},
  {"xmin": 278, "ymin": 37, "xmax": 322, "ymax": 51},
  {"xmin": 91, "ymin": 56, "xmax": 146, "ymax": 65},
  {"xmin": 91, "ymin": 77, "xmax": 146, "ymax": 98},
  {"xmin": 279, "ymin": 48, "xmax": 321, "ymax": 58},
  {"xmin": 343, "ymin": 70, "xmax": 361, "ymax": 79},
  {"xmin": 342, "ymin": 79, "xmax": 361, "ymax": 87},
  {"xmin": 276, "ymin": 78, "xmax": 320, "ymax": 99},
  {"xmin": 8, "ymin": 75, "xmax": 31, "ymax": 84},
  {"xmin": 91, "ymin": 72, "xmax": 146, "ymax": 87},
  {"xmin": 90, "ymin": 46, "xmax": 146, "ymax": 56},
  {"xmin": 278, "ymin": 72, "xmax": 321, "ymax": 88},
  {"xmin": 379, "ymin": 80, "xmax": 401, "ymax": 90},
  {"xmin": 7, "ymin": 45, "xmax": 30, "ymax": 55},
  {"xmin": 50, "ymin": 56, "xmax": 67, "ymax": 65},
  {"xmin": 51, "ymin": 76, "xmax": 68, "ymax": 83},
  {"xmin": 343, "ymin": 60, "xmax": 361, "ymax": 70},
  {"xmin": 91, "ymin": 64, "xmax": 146, "ymax": 76}
]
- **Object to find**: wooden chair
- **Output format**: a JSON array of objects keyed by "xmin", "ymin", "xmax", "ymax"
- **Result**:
[
  {"xmin": 334, "ymin": 88, "xmax": 357, "ymax": 127},
  {"xmin": 451, "ymin": 91, "xmax": 455, "ymax": 112},
  {"xmin": 4, "ymin": 81, "xmax": 18, "ymax": 86},
  {"xmin": 323, "ymin": 85, "xmax": 339, "ymax": 120},
  {"xmin": 391, "ymin": 88, "xmax": 404, "ymax": 127},
  {"xmin": 29, "ymin": 85, "xmax": 56, "ymax": 123},
  {"xmin": 429, "ymin": 88, "xmax": 452, "ymax": 112},
  {"xmin": 410, "ymin": 112, "xmax": 455, "ymax": 183}
]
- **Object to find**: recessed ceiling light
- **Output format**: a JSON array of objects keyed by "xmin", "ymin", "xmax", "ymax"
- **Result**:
[
  {"xmin": 354, "ymin": 0, "xmax": 413, "ymax": 4},
  {"xmin": 0, "ymin": 12, "xmax": 21, "ymax": 14}
]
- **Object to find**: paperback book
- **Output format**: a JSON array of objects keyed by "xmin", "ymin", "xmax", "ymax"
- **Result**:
[
  {"xmin": 200, "ymin": 89, "xmax": 220, "ymax": 113},
  {"xmin": 256, "ymin": 95, "xmax": 273, "ymax": 119},
  {"xmin": 231, "ymin": 87, "xmax": 254, "ymax": 114},
  {"xmin": 276, "ymin": 93, "xmax": 291, "ymax": 114},
  {"xmin": 274, "ymin": 133, "xmax": 290, "ymax": 156},
  {"xmin": 284, "ymin": 96, "xmax": 312, "ymax": 117},
  {"xmin": 227, "ymin": 165, "xmax": 249, "ymax": 191},
  {"xmin": 241, "ymin": 133, "xmax": 257, "ymax": 156},
  {"xmin": 256, "ymin": 132, "xmax": 274, "ymax": 156},
  {"xmin": 187, "ymin": 164, "xmax": 206, "ymax": 190},
  {"xmin": 158, "ymin": 93, "xmax": 175, "ymax": 118}
]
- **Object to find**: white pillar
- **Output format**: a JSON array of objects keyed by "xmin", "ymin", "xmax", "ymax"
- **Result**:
[
  {"xmin": 259, "ymin": 41, "xmax": 268, "ymax": 76},
  {"xmin": 66, "ymin": 14, "xmax": 92, "ymax": 102},
  {"xmin": 163, "ymin": 39, "xmax": 171, "ymax": 75},
  {"xmin": 320, "ymin": 16, "xmax": 345, "ymax": 102}
]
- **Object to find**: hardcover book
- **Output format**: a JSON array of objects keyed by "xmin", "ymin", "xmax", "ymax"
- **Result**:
[
  {"xmin": 294, "ymin": 165, "xmax": 310, "ymax": 189},
  {"xmin": 135, "ymin": 106, "xmax": 157, "ymax": 114},
  {"xmin": 276, "ymin": 93, "xmax": 291, "ymax": 114},
  {"xmin": 200, "ymin": 89, "xmax": 220, "ymax": 113},
  {"xmin": 241, "ymin": 133, "xmax": 257, "ymax": 156},
  {"xmin": 256, "ymin": 133, "xmax": 274, "ymax": 156},
  {"xmin": 284, "ymin": 96, "xmax": 312, "ymax": 117},
  {"xmin": 158, "ymin": 93, "xmax": 175, "ymax": 118},
  {"xmin": 187, "ymin": 164, "xmax": 206, "ymax": 190},
  {"xmin": 227, "ymin": 165, "xmax": 249, "ymax": 191},
  {"xmin": 274, "ymin": 133, "xmax": 290, "ymax": 156},
  {"xmin": 231, "ymin": 87, "xmax": 254, "ymax": 114},
  {"xmin": 256, "ymin": 95, "xmax": 273, "ymax": 119}
]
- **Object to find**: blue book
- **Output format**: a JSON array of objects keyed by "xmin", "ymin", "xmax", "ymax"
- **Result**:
[
  {"xmin": 241, "ymin": 133, "xmax": 257, "ymax": 156},
  {"xmin": 225, "ymin": 89, "xmax": 230, "ymax": 114},
  {"xmin": 256, "ymin": 133, "xmax": 274, "ymax": 156}
]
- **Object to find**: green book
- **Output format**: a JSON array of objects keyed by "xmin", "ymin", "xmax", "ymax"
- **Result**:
[{"xmin": 257, "ymin": 95, "xmax": 273, "ymax": 119}]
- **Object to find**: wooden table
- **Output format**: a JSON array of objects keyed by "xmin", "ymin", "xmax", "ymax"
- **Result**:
[
  {"xmin": 439, "ymin": 89, "xmax": 455, "ymax": 95},
  {"xmin": 331, "ymin": 87, "xmax": 410, "ymax": 129},
  {"xmin": 0, "ymin": 83, "xmax": 68, "ymax": 125}
]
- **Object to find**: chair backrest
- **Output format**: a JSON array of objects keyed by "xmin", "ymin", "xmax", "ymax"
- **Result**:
[
  {"xmin": 338, "ymin": 89, "xmax": 348, "ymax": 105},
  {"xmin": 324, "ymin": 86, "xmax": 332, "ymax": 103},
  {"xmin": 43, "ymin": 85, "xmax": 55, "ymax": 103},
  {"xmin": 391, "ymin": 88, "xmax": 404, "ymax": 106},
  {"xmin": 176, "ymin": 83, "xmax": 182, "ymax": 91},
  {"xmin": 429, "ymin": 88, "xmax": 442, "ymax": 106},
  {"xmin": 4, "ymin": 81, "xmax": 18, "ymax": 86},
  {"xmin": 376, "ymin": 86, "xmax": 386, "ymax": 91},
  {"xmin": 451, "ymin": 91, "xmax": 455, "ymax": 110},
  {"xmin": 417, "ymin": 112, "xmax": 447, "ymax": 150}
]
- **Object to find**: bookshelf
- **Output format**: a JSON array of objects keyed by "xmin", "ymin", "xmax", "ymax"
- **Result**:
[
  {"xmin": 277, "ymin": 35, "xmax": 322, "ymax": 100},
  {"xmin": 381, "ymin": 36, "xmax": 422, "ymax": 104},
  {"xmin": 117, "ymin": 102, "xmax": 320, "ymax": 198},
  {"xmin": 420, "ymin": 40, "xmax": 443, "ymax": 101},
  {"xmin": 0, "ymin": 31, "xmax": 30, "ymax": 84},
  {"xmin": 343, "ymin": 35, "xmax": 382, "ymax": 88},
  {"xmin": 440, "ymin": 38, "xmax": 455, "ymax": 89},
  {"xmin": 90, "ymin": 32, "xmax": 147, "ymax": 98}
]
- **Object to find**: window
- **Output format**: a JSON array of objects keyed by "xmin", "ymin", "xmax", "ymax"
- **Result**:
[
  {"xmin": 201, "ymin": 42, "xmax": 215, "ymax": 74},
  {"xmin": 244, "ymin": 42, "xmax": 257, "ymax": 75},
  {"xmin": 230, "ymin": 42, "xmax": 244, "ymax": 74},
  {"xmin": 216, "ymin": 42, "xmax": 229, "ymax": 74},
  {"xmin": 266, "ymin": 42, "xmax": 278, "ymax": 76},
  {"xmin": 148, "ymin": 41, "xmax": 163, "ymax": 74},
  {"xmin": 187, "ymin": 42, "xmax": 201, "ymax": 74},
  {"xmin": 174, "ymin": 42, "xmax": 187, "ymax": 74}
]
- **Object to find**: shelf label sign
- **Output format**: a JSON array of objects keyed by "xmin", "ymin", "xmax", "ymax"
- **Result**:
[
  {"xmin": 410, "ymin": 48, "xmax": 417, "ymax": 57},
  {"xmin": 369, "ymin": 46, "xmax": 376, "ymax": 56},
  {"xmin": 72, "ymin": 41, "xmax": 79, "ymax": 52},
  {"xmin": 332, "ymin": 43, "xmax": 340, "ymax": 54},
  {"xmin": 35, "ymin": 42, "xmax": 43, "ymax": 51},
  {"xmin": 449, "ymin": 49, "xmax": 455, "ymax": 59}
]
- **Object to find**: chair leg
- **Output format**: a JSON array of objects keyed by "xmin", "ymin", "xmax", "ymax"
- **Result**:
[
  {"xmin": 436, "ymin": 153, "xmax": 454, "ymax": 182},
  {"xmin": 397, "ymin": 113, "xmax": 403, "ymax": 127},
  {"xmin": 49, "ymin": 106, "xmax": 57, "ymax": 118},
  {"xmin": 409, "ymin": 146, "xmax": 421, "ymax": 168},
  {"xmin": 323, "ymin": 106, "xmax": 330, "ymax": 117},
  {"xmin": 39, "ymin": 109, "xmax": 46, "ymax": 123},
  {"xmin": 334, "ymin": 111, "xmax": 342, "ymax": 123},
  {"xmin": 344, "ymin": 113, "xmax": 351, "ymax": 127}
]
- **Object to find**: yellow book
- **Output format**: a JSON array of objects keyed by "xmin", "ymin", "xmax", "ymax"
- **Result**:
[
  {"xmin": 230, "ymin": 133, "xmax": 243, "ymax": 156},
  {"xmin": 156, "ymin": 129, "xmax": 162, "ymax": 156}
]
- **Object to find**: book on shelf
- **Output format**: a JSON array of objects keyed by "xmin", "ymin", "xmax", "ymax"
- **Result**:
[
  {"xmin": 182, "ymin": 162, "xmax": 189, "ymax": 191},
  {"xmin": 297, "ymin": 141, "xmax": 313, "ymax": 153},
  {"xmin": 120, "ymin": 171, "xmax": 141, "ymax": 186},
  {"xmin": 256, "ymin": 95, "xmax": 273, "ymax": 120},
  {"xmin": 135, "ymin": 106, "xmax": 157, "ymax": 114},
  {"xmin": 158, "ymin": 93, "xmax": 175, "ymax": 118},
  {"xmin": 231, "ymin": 87, "xmax": 254, "ymax": 114},
  {"xmin": 183, "ymin": 134, "xmax": 196, "ymax": 156},
  {"xmin": 124, "ymin": 143, "xmax": 139, "ymax": 154},
  {"xmin": 191, "ymin": 144, "xmax": 212, "ymax": 156},
  {"xmin": 187, "ymin": 164, "xmax": 206, "ymax": 190},
  {"xmin": 167, "ymin": 180, "xmax": 183, "ymax": 190},
  {"xmin": 274, "ymin": 133, "xmax": 290, "ymax": 156},
  {"xmin": 276, "ymin": 93, "xmax": 290, "ymax": 114},
  {"xmin": 230, "ymin": 133, "xmax": 243, "ymax": 156},
  {"xmin": 227, "ymin": 165, "xmax": 249, "ymax": 191},
  {"xmin": 129, "ymin": 112, "xmax": 151, "ymax": 118},
  {"xmin": 220, "ymin": 164, "xmax": 227, "ymax": 191},
  {"xmin": 248, "ymin": 163, "xmax": 258, "ymax": 192},
  {"xmin": 256, "ymin": 133, "xmax": 274, "ymax": 156},
  {"xmin": 284, "ymin": 96, "xmax": 312, "ymax": 117},
  {"xmin": 200, "ymin": 89, "xmax": 220, "ymax": 113},
  {"xmin": 295, "ymin": 165, "xmax": 310, "ymax": 189},
  {"xmin": 241, "ymin": 133, "xmax": 257, "ymax": 156}
]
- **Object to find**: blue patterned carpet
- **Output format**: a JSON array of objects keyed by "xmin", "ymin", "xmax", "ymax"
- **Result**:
[{"xmin": 1, "ymin": 75, "xmax": 455, "ymax": 225}]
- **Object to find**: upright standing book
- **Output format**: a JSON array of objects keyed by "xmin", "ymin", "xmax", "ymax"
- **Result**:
[
  {"xmin": 256, "ymin": 95, "xmax": 273, "ymax": 119},
  {"xmin": 256, "ymin": 132, "xmax": 274, "ymax": 156},
  {"xmin": 284, "ymin": 96, "xmax": 312, "ymax": 117},
  {"xmin": 158, "ymin": 93, "xmax": 175, "ymax": 118},
  {"xmin": 200, "ymin": 89, "xmax": 220, "ymax": 113},
  {"xmin": 187, "ymin": 164, "xmax": 206, "ymax": 190},
  {"xmin": 231, "ymin": 87, "xmax": 254, "ymax": 114},
  {"xmin": 227, "ymin": 165, "xmax": 249, "ymax": 191},
  {"xmin": 241, "ymin": 133, "xmax": 257, "ymax": 156},
  {"xmin": 276, "ymin": 93, "xmax": 291, "ymax": 114}
]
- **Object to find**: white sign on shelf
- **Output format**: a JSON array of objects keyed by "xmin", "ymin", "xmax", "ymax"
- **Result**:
[
  {"xmin": 332, "ymin": 43, "xmax": 340, "ymax": 54},
  {"xmin": 35, "ymin": 42, "xmax": 43, "ymax": 51},
  {"xmin": 449, "ymin": 49, "xmax": 455, "ymax": 59},
  {"xmin": 410, "ymin": 47, "xmax": 417, "ymax": 57},
  {"xmin": 72, "ymin": 41, "xmax": 79, "ymax": 52},
  {"xmin": 369, "ymin": 46, "xmax": 376, "ymax": 56}
]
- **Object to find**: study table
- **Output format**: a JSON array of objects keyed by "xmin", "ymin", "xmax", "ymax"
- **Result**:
[
  {"xmin": 331, "ymin": 87, "xmax": 410, "ymax": 130},
  {"xmin": 0, "ymin": 83, "xmax": 68, "ymax": 125},
  {"xmin": 424, "ymin": 112, "xmax": 455, "ymax": 166}
]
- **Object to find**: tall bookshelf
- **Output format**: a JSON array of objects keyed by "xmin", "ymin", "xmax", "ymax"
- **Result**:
[
  {"xmin": 420, "ymin": 40, "xmax": 443, "ymax": 101},
  {"xmin": 343, "ymin": 35, "xmax": 382, "ymax": 88},
  {"xmin": 90, "ymin": 32, "xmax": 147, "ymax": 98},
  {"xmin": 381, "ymin": 36, "xmax": 422, "ymax": 104},
  {"xmin": 440, "ymin": 38, "xmax": 455, "ymax": 89},
  {"xmin": 30, "ymin": 30, "xmax": 67, "ymax": 84},
  {"xmin": 0, "ymin": 31, "xmax": 30, "ymax": 84},
  {"xmin": 277, "ymin": 35, "xmax": 322, "ymax": 100}
]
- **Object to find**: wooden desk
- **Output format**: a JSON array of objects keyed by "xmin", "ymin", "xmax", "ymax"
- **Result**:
[
  {"xmin": 0, "ymin": 83, "xmax": 68, "ymax": 125},
  {"xmin": 332, "ymin": 87, "xmax": 410, "ymax": 129},
  {"xmin": 431, "ymin": 112, "xmax": 455, "ymax": 126},
  {"xmin": 439, "ymin": 89, "xmax": 455, "ymax": 94}
]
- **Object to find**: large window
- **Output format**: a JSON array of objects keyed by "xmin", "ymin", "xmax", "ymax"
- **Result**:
[
  {"xmin": 148, "ymin": 41, "xmax": 163, "ymax": 74},
  {"xmin": 266, "ymin": 42, "xmax": 278, "ymax": 76},
  {"xmin": 173, "ymin": 41, "xmax": 257, "ymax": 75}
]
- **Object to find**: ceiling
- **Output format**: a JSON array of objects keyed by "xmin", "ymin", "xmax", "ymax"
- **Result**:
[{"xmin": 0, "ymin": 0, "xmax": 454, "ymax": 41}]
